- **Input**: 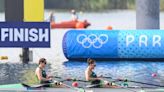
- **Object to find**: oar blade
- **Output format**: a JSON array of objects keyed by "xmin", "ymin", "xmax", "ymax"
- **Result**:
[
  {"xmin": 21, "ymin": 83, "xmax": 48, "ymax": 89},
  {"xmin": 86, "ymin": 84, "xmax": 100, "ymax": 88}
]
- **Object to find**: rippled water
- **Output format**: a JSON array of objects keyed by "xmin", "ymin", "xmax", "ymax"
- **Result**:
[
  {"xmin": 62, "ymin": 61, "xmax": 164, "ymax": 87},
  {"xmin": 0, "ymin": 63, "xmax": 37, "ymax": 84},
  {"xmin": 0, "ymin": 10, "xmax": 164, "ymax": 87}
]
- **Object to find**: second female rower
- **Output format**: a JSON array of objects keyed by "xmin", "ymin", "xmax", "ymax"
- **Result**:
[{"xmin": 85, "ymin": 58, "xmax": 117, "ymax": 88}]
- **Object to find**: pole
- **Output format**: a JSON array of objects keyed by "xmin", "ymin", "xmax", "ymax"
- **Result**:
[
  {"xmin": 5, "ymin": 0, "xmax": 29, "ymax": 64},
  {"xmin": 136, "ymin": 0, "xmax": 160, "ymax": 29}
]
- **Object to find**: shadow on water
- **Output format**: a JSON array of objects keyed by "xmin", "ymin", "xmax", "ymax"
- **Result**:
[{"xmin": 63, "ymin": 61, "xmax": 164, "ymax": 87}]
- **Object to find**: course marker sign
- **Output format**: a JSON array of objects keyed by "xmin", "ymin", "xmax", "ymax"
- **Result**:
[{"xmin": 0, "ymin": 22, "xmax": 50, "ymax": 48}]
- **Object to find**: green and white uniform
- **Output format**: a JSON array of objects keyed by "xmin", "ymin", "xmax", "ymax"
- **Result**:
[
  {"xmin": 90, "ymin": 71, "xmax": 103, "ymax": 87},
  {"xmin": 36, "ymin": 67, "xmax": 52, "ymax": 87}
]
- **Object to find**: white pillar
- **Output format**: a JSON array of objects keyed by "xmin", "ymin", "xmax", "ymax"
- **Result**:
[{"xmin": 136, "ymin": 0, "xmax": 160, "ymax": 29}]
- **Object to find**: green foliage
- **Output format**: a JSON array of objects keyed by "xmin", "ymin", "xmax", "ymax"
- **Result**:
[
  {"xmin": 160, "ymin": 0, "xmax": 164, "ymax": 11},
  {"xmin": 45, "ymin": 0, "xmax": 128, "ymax": 11},
  {"xmin": 127, "ymin": 0, "xmax": 135, "ymax": 9},
  {"xmin": 44, "ymin": 0, "xmax": 164, "ymax": 11},
  {"xmin": 0, "ymin": 0, "xmax": 4, "ymax": 12},
  {"xmin": 0, "ymin": 0, "xmax": 164, "ymax": 12},
  {"xmin": 88, "ymin": 0, "xmax": 109, "ymax": 11}
]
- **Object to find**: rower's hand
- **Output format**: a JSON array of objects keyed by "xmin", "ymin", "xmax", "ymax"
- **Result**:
[
  {"xmin": 96, "ymin": 77, "xmax": 102, "ymax": 80},
  {"xmin": 97, "ymin": 75, "xmax": 103, "ymax": 78},
  {"xmin": 46, "ymin": 74, "xmax": 53, "ymax": 78},
  {"xmin": 99, "ymin": 75, "xmax": 103, "ymax": 78},
  {"xmin": 104, "ymin": 80, "xmax": 110, "ymax": 85},
  {"xmin": 48, "ymin": 77, "xmax": 53, "ymax": 81},
  {"xmin": 47, "ymin": 75, "xmax": 53, "ymax": 78}
]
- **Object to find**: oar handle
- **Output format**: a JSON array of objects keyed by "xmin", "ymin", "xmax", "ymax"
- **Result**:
[
  {"xmin": 76, "ymin": 79, "xmax": 88, "ymax": 82},
  {"xmin": 53, "ymin": 76, "xmax": 62, "ymax": 79},
  {"xmin": 66, "ymin": 78, "xmax": 89, "ymax": 82},
  {"xmin": 102, "ymin": 76, "xmax": 112, "ymax": 79},
  {"xmin": 53, "ymin": 77, "xmax": 89, "ymax": 83}
]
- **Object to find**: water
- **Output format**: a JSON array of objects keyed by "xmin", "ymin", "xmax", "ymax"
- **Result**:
[
  {"xmin": 0, "ymin": 63, "xmax": 38, "ymax": 84},
  {"xmin": 63, "ymin": 61, "xmax": 164, "ymax": 87},
  {"xmin": 1, "ymin": 10, "xmax": 164, "ymax": 87}
]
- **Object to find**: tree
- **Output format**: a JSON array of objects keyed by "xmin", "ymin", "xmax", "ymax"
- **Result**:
[{"xmin": 0, "ymin": 0, "xmax": 4, "ymax": 12}]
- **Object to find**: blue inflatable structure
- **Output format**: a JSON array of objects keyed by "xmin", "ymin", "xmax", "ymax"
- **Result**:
[{"xmin": 62, "ymin": 30, "xmax": 164, "ymax": 60}]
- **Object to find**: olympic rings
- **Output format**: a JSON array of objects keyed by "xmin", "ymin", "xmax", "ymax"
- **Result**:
[{"xmin": 76, "ymin": 34, "xmax": 108, "ymax": 48}]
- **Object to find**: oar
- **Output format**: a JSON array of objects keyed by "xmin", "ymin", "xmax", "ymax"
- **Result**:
[
  {"xmin": 102, "ymin": 76, "xmax": 112, "ymax": 79},
  {"xmin": 60, "ymin": 82, "xmax": 86, "ymax": 92},
  {"xmin": 59, "ymin": 78, "xmax": 115, "ymax": 88},
  {"xmin": 65, "ymin": 78, "xmax": 89, "ymax": 82},
  {"xmin": 123, "ymin": 79, "xmax": 164, "ymax": 87},
  {"xmin": 54, "ymin": 77, "xmax": 148, "ymax": 92},
  {"xmin": 85, "ymin": 76, "xmax": 160, "ymax": 92},
  {"xmin": 52, "ymin": 77, "xmax": 87, "ymax": 92},
  {"xmin": 86, "ymin": 84, "xmax": 102, "ymax": 88},
  {"xmin": 22, "ymin": 77, "xmax": 87, "ymax": 92},
  {"xmin": 22, "ymin": 82, "xmax": 86, "ymax": 92},
  {"xmin": 53, "ymin": 76, "xmax": 62, "ymax": 79},
  {"xmin": 21, "ymin": 83, "xmax": 54, "ymax": 89},
  {"xmin": 21, "ymin": 76, "xmax": 68, "ymax": 89},
  {"xmin": 55, "ymin": 77, "xmax": 88, "ymax": 92},
  {"xmin": 102, "ymin": 76, "xmax": 164, "ymax": 87}
]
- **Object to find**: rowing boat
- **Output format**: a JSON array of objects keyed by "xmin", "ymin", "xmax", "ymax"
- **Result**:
[
  {"xmin": 0, "ymin": 83, "xmax": 164, "ymax": 92},
  {"xmin": 1, "ymin": 77, "xmax": 164, "ymax": 92}
]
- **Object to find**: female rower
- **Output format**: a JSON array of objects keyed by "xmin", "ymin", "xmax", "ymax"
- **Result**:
[
  {"xmin": 85, "ymin": 58, "xmax": 115, "ymax": 88},
  {"xmin": 35, "ymin": 58, "xmax": 52, "ymax": 84},
  {"xmin": 35, "ymin": 58, "xmax": 63, "ymax": 87}
]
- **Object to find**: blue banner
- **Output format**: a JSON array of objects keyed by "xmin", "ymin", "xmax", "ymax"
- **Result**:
[
  {"xmin": 63, "ymin": 30, "xmax": 118, "ymax": 59},
  {"xmin": 63, "ymin": 30, "xmax": 164, "ymax": 60},
  {"xmin": 118, "ymin": 30, "xmax": 164, "ymax": 58},
  {"xmin": 0, "ymin": 22, "xmax": 50, "ymax": 48}
]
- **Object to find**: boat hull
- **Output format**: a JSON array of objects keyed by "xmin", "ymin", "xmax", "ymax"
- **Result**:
[
  {"xmin": 0, "ymin": 84, "xmax": 164, "ymax": 92},
  {"xmin": 51, "ymin": 20, "xmax": 90, "ymax": 29}
]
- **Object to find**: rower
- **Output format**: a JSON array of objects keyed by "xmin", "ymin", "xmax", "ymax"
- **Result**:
[
  {"xmin": 46, "ymin": 12, "xmax": 55, "ymax": 22},
  {"xmin": 71, "ymin": 9, "xmax": 78, "ymax": 21},
  {"xmin": 49, "ymin": 12, "xmax": 55, "ymax": 22},
  {"xmin": 85, "ymin": 58, "xmax": 113, "ymax": 88},
  {"xmin": 35, "ymin": 58, "xmax": 53, "ymax": 84},
  {"xmin": 35, "ymin": 58, "xmax": 67, "ymax": 88}
]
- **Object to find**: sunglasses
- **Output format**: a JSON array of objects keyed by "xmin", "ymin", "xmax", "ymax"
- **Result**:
[{"xmin": 43, "ymin": 62, "xmax": 47, "ymax": 64}]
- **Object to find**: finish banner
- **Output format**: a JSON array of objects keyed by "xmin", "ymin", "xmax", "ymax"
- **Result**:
[{"xmin": 0, "ymin": 22, "xmax": 50, "ymax": 48}]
